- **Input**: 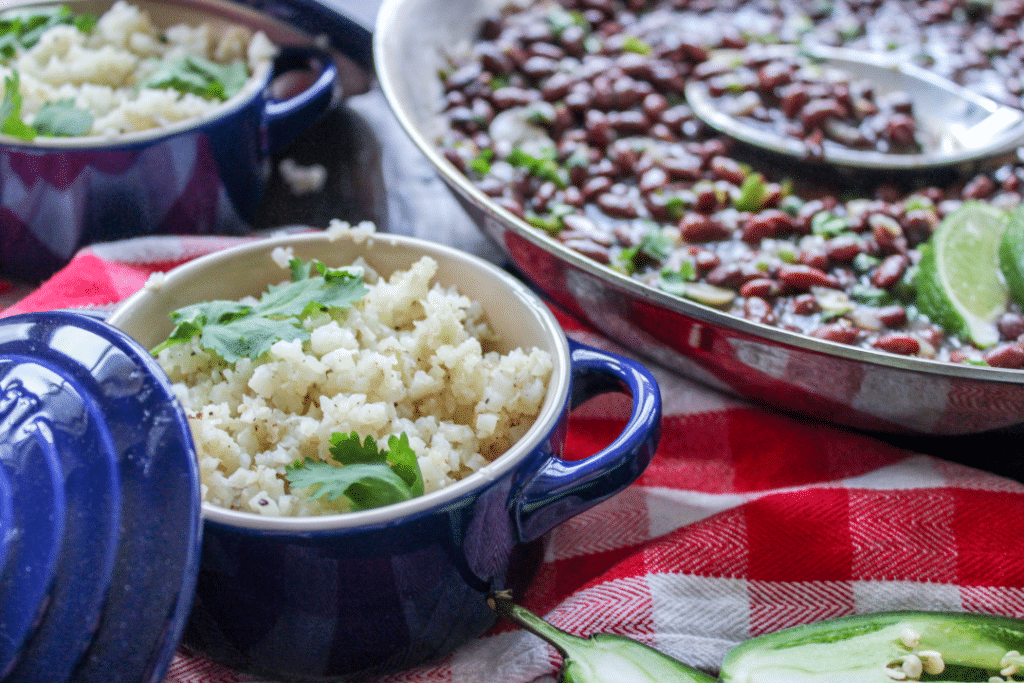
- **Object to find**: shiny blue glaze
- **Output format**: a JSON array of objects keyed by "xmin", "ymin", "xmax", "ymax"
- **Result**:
[
  {"xmin": 182, "ymin": 338, "xmax": 661, "ymax": 682},
  {"xmin": 516, "ymin": 340, "xmax": 662, "ymax": 544},
  {"xmin": 237, "ymin": 0, "xmax": 373, "ymax": 69},
  {"xmin": 0, "ymin": 45, "xmax": 336, "ymax": 283},
  {"xmin": 0, "ymin": 459, "xmax": 12, "ymax": 596},
  {"xmin": 0, "ymin": 347, "xmax": 124, "ymax": 678},
  {"xmin": 0, "ymin": 312, "xmax": 200, "ymax": 683},
  {"xmin": 265, "ymin": 48, "xmax": 340, "ymax": 153},
  {"xmin": 0, "ymin": 378, "xmax": 67, "ymax": 678}
]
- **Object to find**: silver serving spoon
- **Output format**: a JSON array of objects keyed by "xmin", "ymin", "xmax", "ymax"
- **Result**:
[{"xmin": 684, "ymin": 44, "xmax": 1024, "ymax": 171}]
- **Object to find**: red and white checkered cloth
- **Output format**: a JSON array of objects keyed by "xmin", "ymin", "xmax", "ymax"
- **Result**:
[{"xmin": 8, "ymin": 235, "xmax": 1024, "ymax": 683}]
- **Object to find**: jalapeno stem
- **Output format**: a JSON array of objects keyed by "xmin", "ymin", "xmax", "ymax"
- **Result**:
[{"xmin": 488, "ymin": 591, "xmax": 581, "ymax": 660}]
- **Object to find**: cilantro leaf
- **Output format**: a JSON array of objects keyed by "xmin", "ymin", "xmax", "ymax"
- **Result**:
[
  {"xmin": 469, "ymin": 148, "xmax": 494, "ymax": 176},
  {"xmin": 198, "ymin": 315, "xmax": 308, "ymax": 361},
  {"xmin": 849, "ymin": 282, "xmax": 895, "ymax": 307},
  {"xmin": 0, "ymin": 73, "xmax": 35, "ymax": 140},
  {"xmin": 618, "ymin": 227, "xmax": 673, "ymax": 274},
  {"xmin": 546, "ymin": 7, "xmax": 589, "ymax": 36},
  {"xmin": 151, "ymin": 259, "xmax": 367, "ymax": 361},
  {"xmin": 0, "ymin": 73, "xmax": 92, "ymax": 139},
  {"xmin": 30, "ymin": 99, "xmax": 93, "ymax": 137},
  {"xmin": 286, "ymin": 431, "xmax": 425, "ymax": 511},
  {"xmin": 286, "ymin": 460, "xmax": 415, "ymax": 510},
  {"xmin": 506, "ymin": 147, "xmax": 567, "ymax": 188},
  {"xmin": 811, "ymin": 211, "xmax": 849, "ymax": 237},
  {"xmin": 151, "ymin": 317, "xmax": 204, "ymax": 354},
  {"xmin": 289, "ymin": 257, "xmax": 315, "ymax": 281},
  {"xmin": 381, "ymin": 433, "xmax": 423, "ymax": 496},
  {"xmin": 328, "ymin": 431, "xmax": 387, "ymax": 465},
  {"xmin": 0, "ymin": 5, "xmax": 94, "ymax": 58},
  {"xmin": 659, "ymin": 258, "xmax": 697, "ymax": 296},
  {"xmin": 73, "ymin": 12, "xmax": 97, "ymax": 34},
  {"xmin": 254, "ymin": 264, "xmax": 365, "ymax": 320},
  {"xmin": 144, "ymin": 55, "xmax": 249, "ymax": 101}
]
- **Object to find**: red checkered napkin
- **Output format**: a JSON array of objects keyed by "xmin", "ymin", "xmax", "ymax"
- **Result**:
[{"xmin": 8, "ymin": 236, "xmax": 1024, "ymax": 683}]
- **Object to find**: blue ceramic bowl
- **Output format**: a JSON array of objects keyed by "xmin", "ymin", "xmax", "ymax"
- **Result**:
[
  {"xmin": 0, "ymin": 0, "xmax": 357, "ymax": 283},
  {"xmin": 108, "ymin": 230, "xmax": 662, "ymax": 681}
]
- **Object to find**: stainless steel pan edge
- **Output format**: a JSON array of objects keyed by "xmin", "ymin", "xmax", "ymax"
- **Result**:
[{"xmin": 374, "ymin": 0, "xmax": 1024, "ymax": 435}]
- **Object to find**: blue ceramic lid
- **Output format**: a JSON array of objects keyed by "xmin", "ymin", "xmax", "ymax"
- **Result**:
[
  {"xmin": 0, "ymin": 465, "xmax": 11, "ymax": 580},
  {"xmin": 0, "ymin": 312, "xmax": 200, "ymax": 683},
  {"xmin": 3, "ymin": 316, "xmax": 124, "ymax": 681},
  {"xmin": 0, "ymin": 0, "xmax": 373, "ymax": 677},
  {"xmin": 0, "ymin": 388, "xmax": 68, "ymax": 678}
]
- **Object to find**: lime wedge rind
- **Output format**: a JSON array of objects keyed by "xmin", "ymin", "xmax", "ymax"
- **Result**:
[
  {"xmin": 916, "ymin": 202, "xmax": 1009, "ymax": 349},
  {"xmin": 998, "ymin": 204, "xmax": 1024, "ymax": 309}
]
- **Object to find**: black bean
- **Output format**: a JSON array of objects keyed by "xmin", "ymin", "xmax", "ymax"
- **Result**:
[
  {"xmin": 778, "ymin": 264, "xmax": 839, "ymax": 290},
  {"xmin": 491, "ymin": 86, "xmax": 536, "ymax": 109},
  {"xmin": 740, "ymin": 278, "xmax": 782, "ymax": 299},
  {"xmin": 680, "ymin": 214, "xmax": 732, "ymax": 242},
  {"xmin": 870, "ymin": 254, "xmax": 909, "ymax": 289},
  {"xmin": 742, "ymin": 209, "xmax": 795, "ymax": 243},
  {"xmin": 873, "ymin": 334, "xmax": 920, "ymax": 355},
  {"xmin": 541, "ymin": 72, "xmax": 573, "ymax": 100},
  {"xmin": 709, "ymin": 156, "xmax": 746, "ymax": 185},
  {"xmin": 998, "ymin": 312, "xmax": 1024, "ymax": 340},
  {"xmin": 811, "ymin": 324, "xmax": 860, "ymax": 344},
  {"xmin": 744, "ymin": 296, "xmax": 777, "ymax": 324},
  {"xmin": 596, "ymin": 192, "xmax": 641, "ymax": 218},
  {"xmin": 825, "ymin": 233, "xmax": 865, "ymax": 262}
]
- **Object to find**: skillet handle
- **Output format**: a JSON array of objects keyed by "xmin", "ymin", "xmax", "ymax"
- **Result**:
[{"xmin": 513, "ymin": 339, "xmax": 661, "ymax": 544}]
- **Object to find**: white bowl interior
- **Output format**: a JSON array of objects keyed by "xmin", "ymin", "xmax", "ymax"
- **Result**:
[{"xmin": 108, "ymin": 231, "xmax": 571, "ymax": 531}]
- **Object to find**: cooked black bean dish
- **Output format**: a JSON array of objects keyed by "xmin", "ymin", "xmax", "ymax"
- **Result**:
[{"xmin": 435, "ymin": 0, "xmax": 1024, "ymax": 368}]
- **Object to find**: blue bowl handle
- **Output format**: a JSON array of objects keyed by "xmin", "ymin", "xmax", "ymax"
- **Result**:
[
  {"xmin": 265, "ymin": 46, "xmax": 338, "ymax": 153},
  {"xmin": 513, "ymin": 339, "xmax": 662, "ymax": 543}
]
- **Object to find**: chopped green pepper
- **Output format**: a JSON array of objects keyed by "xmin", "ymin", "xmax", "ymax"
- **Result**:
[
  {"xmin": 489, "ymin": 592, "xmax": 716, "ymax": 683},
  {"xmin": 734, "ymin": 173, "xmax": 769, "ymax": 212}
]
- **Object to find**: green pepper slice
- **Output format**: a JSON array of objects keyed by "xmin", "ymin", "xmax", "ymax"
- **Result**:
[
  {"xmin": 721, "ymin": 611, "xmax": 1024, "ymax": 683},
  {"xmin": 489, "ymin": 592, "xmax": 716, "ymax": 683},
  {"xmin": 491, "ymin": 594, "xmax": 1024, "ymax": 683}
]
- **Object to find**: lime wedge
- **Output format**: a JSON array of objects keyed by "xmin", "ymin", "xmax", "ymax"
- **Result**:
[
  {"xmin": 916, "ymin": 201, "xmax": 1009, "ymax": 348},
  {"xmin": 999, "ymin": 203, "xmax": 1024, "ymax": 306}
]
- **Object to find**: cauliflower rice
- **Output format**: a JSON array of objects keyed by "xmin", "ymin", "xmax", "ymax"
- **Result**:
[
  {"xmin": 156, "ymin": 249, "xmax": 554, "ymax": 516},
  {"xmin": 1, "ymin": 0, "xmax": 277, "ymax": 137}
]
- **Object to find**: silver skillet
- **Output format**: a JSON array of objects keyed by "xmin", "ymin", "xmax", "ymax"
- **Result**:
[{"xmin": 374, "ymin": 0, "xmax": 1024, "ymax": 435}]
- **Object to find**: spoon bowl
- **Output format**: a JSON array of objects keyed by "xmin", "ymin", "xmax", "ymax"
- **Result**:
[{"xmin": 685, "ymin": 44, "xmax": 1024, "ymax": 171}]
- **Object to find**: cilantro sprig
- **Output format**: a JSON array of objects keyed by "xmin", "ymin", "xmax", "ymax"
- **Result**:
[
  {"xmin": 144, "ymin": 55, "xmax": 249, "ymax": 101},
  {"xmin": 285, "ymin": 432, "xmax": 425, "ymax": 511},
  {"xmin": 0, "ymin": 5, "xmax": 95, "ymax": 59},
  {"xmin": 152, "ymin": 258, "xmax": 368, "ymax": 362},
  {"xmin": 507, "ymin": 147, "xmax": 568, "ymax": 188},
  {"xmin": 30, "ymin": 98, "xmax": 92, "ymax": 136},
  {"xmin": 617, "ymin": 226, "xmax": 673, "ymax": 274},
  {"xmin": 1, "ymin": 72, "xmax": 93, "ymax": 140},
  {"xmin": 0, "ymin": 72, "xmax": 33, "ymax": 139},
  {"xmin": 0, "ymin": 5, "xmax": 96, "ymax": 139}
]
